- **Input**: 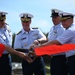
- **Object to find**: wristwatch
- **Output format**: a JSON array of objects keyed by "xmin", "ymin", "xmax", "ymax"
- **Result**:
[{"xmin": 37, "ymin": 39, "xmax": 41, "ymax": 43}]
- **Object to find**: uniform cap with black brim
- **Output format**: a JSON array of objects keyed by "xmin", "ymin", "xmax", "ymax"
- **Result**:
[
  {"xmin": 50, "ymin": 9, "xmax": 63, "ymax": 18},
  {"xmin": 60, "ymin": 12, "xmax": 75, "ymax": 20}
]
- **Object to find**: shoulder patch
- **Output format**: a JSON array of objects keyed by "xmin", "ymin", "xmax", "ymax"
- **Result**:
[
  {"xmin": 32, "ymin": 27, "xmax": 38, "ymax": 29},
  {"xmin": 17, "ymin": 30, "xmax": 22, "ymax": 35}
]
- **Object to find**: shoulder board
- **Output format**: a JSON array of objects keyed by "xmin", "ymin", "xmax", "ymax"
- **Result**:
[
  {"xmin": 32, "ymin": 27, "xmax": 38, "ymax": 29},
  {"xmin": 4, "ymin": 23, "xmax": 11, "ymax": 32},
  {"xmin": 17, "ymin": 30, "xmax": 22, "ymax": 35},
  {"xmin": 5, "ymin": 23, "xmax": 9, "ymax": 25}
]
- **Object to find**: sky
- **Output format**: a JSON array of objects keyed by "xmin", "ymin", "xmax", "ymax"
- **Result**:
[{"xmin": 0, "ymin": 0, "xmax": 75, "ymax": 34}]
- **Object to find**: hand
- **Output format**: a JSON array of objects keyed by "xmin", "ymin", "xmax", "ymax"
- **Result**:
[
  {"xmin": 30, "ymin": 44, "xmax": 40, "ymax": 49},
  {"xmin": 33, "ymin": 40, "xmax": 39, "ymax": 45},
  {"xmin": 24, "ymin": 56, "xmax": 33, "ymax": 63},
  {"xmin": 28, "ymin": 50, "xmax": 39, "ymax": 61},
  {"xmin": 19, "ymin": 52, "xmax": 33, "ymax": 63},
  {"xmin": 28, "ymin": 50, "xmax": 36, "ymax": 57}
]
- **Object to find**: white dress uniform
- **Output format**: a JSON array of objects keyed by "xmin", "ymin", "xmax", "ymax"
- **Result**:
[
  {"xmin": 0, "ymin": 24, "xmax": 12, "ymax": 54},
  {"xmin": 57, "ymin": 12, "xmax": 75, "ymax": 75},
  {"xmin": 49, "ymin": 9, "xmax": 68, "ymax": 75},
  {"xmin": 14, "ymin": 12, "xmax": 46, "ymax": 75},
  {"xmin": 14, "ymin": 28, "xmax": 45, "ymax": 50},
  {"xmin": 57, "ymin": 24, "xmax": 75, "ymax": 57},
  {"xmin": 0, "ymin": 11, "xmax": 12, "ymax": 75},
  {"xmin": 14, "ymin": 28, "xmax": 46, "ymax": 75},
  {"xmin": 48, "ymin": 23, "xmax": 65, "ymax": 56}
]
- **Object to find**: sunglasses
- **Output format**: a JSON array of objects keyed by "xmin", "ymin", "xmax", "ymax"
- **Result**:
[
  {"xmin": 21, "ymin": 18, "xmax": 31, "ymax": 22},
  {"xmin": 0, "ymin": 16, "xmax": 6, "ymax": 21}
]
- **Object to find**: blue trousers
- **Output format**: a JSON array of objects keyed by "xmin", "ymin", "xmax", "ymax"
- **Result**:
[
  {"xmin": 50, "ymin": 55, "xmax": 68, "ymax": 75},
  {"xmin": 68, "ymin": 55, "xmax": 75, "ymax": 75},
  {"xmin": 22, "ymin": 57, "xmax": 46, "ymax": 75},
  {"xmin": 0, "ymin": 54, "xmax": 12, "ymax": 75}
]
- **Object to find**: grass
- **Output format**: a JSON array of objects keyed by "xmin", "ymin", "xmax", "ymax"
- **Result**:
[{"xmin": 45, "ymin": 65, "xmax": 51, "ymax": 75}]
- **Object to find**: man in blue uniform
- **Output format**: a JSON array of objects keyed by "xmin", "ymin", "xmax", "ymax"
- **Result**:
[
  {"xmin": 14, "ymin": 13, "xmax": 46, "ymax": 75},
  {"xmin": 0, "ymin": 11, "xmax": 12, "ymax": 75}
]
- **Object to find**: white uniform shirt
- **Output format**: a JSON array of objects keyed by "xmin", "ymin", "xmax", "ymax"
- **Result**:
[
  {"xmin": 48, "ymin": 23, "xmax": 65, "ymax": 56},
  {"xmin": 14, "ymin": 28, "xmax": 46, "ymax": 50},
  {"xmin": 0, "ymin": 24, "xmax": 12, "ymax": 54},
  {"xmin": 57, "ymin": 24, "xmax": 75, "ymax": 57}
]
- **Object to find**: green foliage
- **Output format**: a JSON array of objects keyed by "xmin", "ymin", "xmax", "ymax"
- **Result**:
[
  {"xmin": 12, "ymin": 33, "xmax": 16, "ymax": 48},
  {"xmin": 11, "ymin": 54, "xmax": 22, "ymax": 62},
  {"xmin": 43, "ymin": 55, "xmax": 51, "ymax": 64}
]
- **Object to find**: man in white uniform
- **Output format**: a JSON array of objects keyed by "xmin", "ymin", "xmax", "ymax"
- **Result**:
[
  {"xmin": 32, "ymin": 12, "xmax": 75, "ymax": 75},
  {"xmin": 47, "ymin": 9, "xmax": 67, "ymax": 75},
  {"xmin": 57, "ymin": 12, "xmax": 75, "ymax": 75},
  {"xmin": 0, "ymin": 11, "xmax": 12, "ymax": 75},
  {"xmin": 14, "ymin": 13, "xmax": 46, "ymax": 75}
]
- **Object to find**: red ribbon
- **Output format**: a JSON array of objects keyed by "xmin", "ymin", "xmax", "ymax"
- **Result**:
[
  {"xmin": 0, "ymin": 44, "xmax": 5, "ymax": 57},
  {"xmin": 34, "ymin": 44, "xmax": 75, "ymax": 56}
]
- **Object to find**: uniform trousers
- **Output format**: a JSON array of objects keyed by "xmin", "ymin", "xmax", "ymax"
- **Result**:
[
  {"xmin": 68, "ymin": 55, "xmax": 75, "ymax": 75},
  {"xmin": 50, "ymin": 55, "xmax": 68, "ymax": 75},
  {"xmin": 0, "ymin": 54, "xmax": 12, "ymax": 75},
  {"xmin": 22, "ymin": 57, "xmax": 46, "ymax": 75}
]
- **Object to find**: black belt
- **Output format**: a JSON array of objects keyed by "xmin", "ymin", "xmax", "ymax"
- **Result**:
[
  {"xmin": 15, "ymin": 48, "xmax": 34, "ymax": 57},
  {"xmin": 2, "ymin": 53, "xmax": 9, "ymax": 56},
  {"xmin": 15, "ymin": 49, "xmax": 29, "ymax": 53},
  {"xmin": 16, "ymin": 48, "xmax": 36, "ymax": 61},
  {"xmin": 51, "ymin": 55, "xmax": 66, "ymax": 58},
  {"xmin": 68, "ymin": 55, "xmax": 75, "ymax": 59},
  {"xmin": 15, "ymin": 48, "xmax": 33, "ymax": 53}
]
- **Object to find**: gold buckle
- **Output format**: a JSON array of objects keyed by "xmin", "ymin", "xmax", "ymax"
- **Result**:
[{"xmin": 28, "ymin": 50, "xmax": 36, "ymax": 61}]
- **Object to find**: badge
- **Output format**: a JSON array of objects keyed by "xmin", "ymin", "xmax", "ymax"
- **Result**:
[
  {"xmin": 24, "ymin": 44, "xmax": 28, "ymax": 46},
  {"xmin": 2, "ymin": 34, "xmax": 6, "ymax": 40},
  {"xmin": 21, "ymin": 37, "xmax": 26, "ymax": 40},
  {"xmin": 54, "ymin": 30, "xmax": 57, "ymax": 35},
  {"xmin": 33, "ymin": 34, "xmax": 38, "ymax": 39}
]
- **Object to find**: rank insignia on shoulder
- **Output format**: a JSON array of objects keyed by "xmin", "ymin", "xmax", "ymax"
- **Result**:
[
  {"xmin": 7, "ymin": 26, "xmax": 11, "ymax": 32},
  {"xmin": 17, "ymin": 30, "xmax": 22, "ymax": 35},
  {"xmin": 5, "ymin": 23, "xmax": 11, "ymax": 32},
  {"xmin": 32, "ymin": 27, "xmax": 38, "ymax": 29},
  {"xmin": 5, "ymin": 23, "xmax": 8, "ymax": 25},
  {"xmin": 24, "ymin": 44, "xmax": 28, "ymax": 46}
]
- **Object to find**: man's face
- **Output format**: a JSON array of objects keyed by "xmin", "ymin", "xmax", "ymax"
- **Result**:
[
  {"xmin": 0, "ymin": 15, "xmax": 6, "ymax": 24},
  {"xmin": 21, "ymin": 17, "xmax": 31, "ymax": 30},
  {"xmin": 21, "ymin": 20, "xmax": 31, "ymax": 30},
  {"xmin": 0, "ymin": 18, "xmax": 5, "ymax": 28},
  {"xmin": 52, "ymin": 16, "xmax": 61, "ymax": 25},
  {"xmin": 61, "ymin": 18, "xmax": 73, "ymax": 29}
]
